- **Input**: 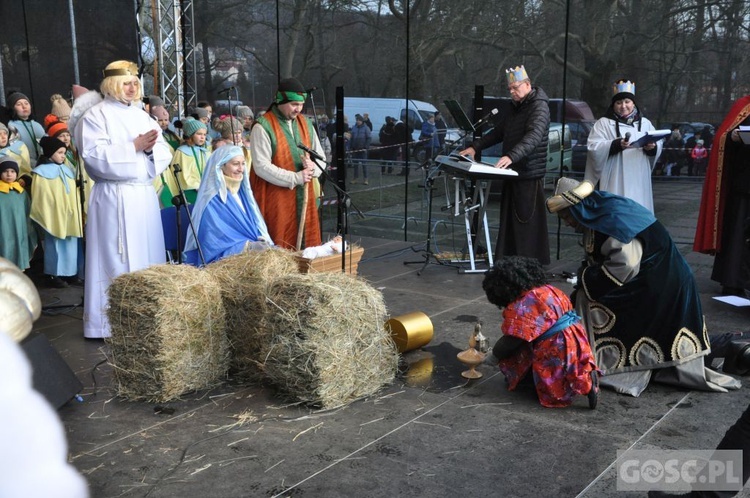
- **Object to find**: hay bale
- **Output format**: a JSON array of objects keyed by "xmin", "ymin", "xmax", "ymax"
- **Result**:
[
  {"xmin": 106, "ymin": 264, "xmax": 228, "ymax": 402},
  {"xmin": 205, "ymin": 249, "xmax": 300, "ymax": 377},
  {"xmin": 261, "ymin": 272, "xmax": 399, "ymax": 408}
]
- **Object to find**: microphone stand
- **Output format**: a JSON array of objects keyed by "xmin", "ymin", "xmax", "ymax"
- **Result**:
[
  {"xmin": 306, "ymin": 152, "xmax": 364, "ymax": 273},
  {"xmin": 170, "ymin": 164, "xmax": 206, "ymax": 266}
]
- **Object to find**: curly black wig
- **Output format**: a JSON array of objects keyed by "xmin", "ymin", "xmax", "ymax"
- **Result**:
[{"xmin": 482, "ymin": 256, "xmax": 549, "ymax": 309}]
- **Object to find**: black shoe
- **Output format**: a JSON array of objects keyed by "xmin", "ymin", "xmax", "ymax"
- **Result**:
[
  {"xmin": 63, "ymin": 276, "xmax": 84, "ymax": 287},
  {"xmin": 723, "ymin": 341, "xmax": 750, "ymax": 375},
  {"xmin": 47, "ymin": 275, "xmax": 69, "ymax": 288},
  {"xmin": 721, "ymin": 286, "xmax": 746, "ymax": 297},
  {"xmin": 587, "ymin": 370, "xmax": 599, "ymax": 409}
]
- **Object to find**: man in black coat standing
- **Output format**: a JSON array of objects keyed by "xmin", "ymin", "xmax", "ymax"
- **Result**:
[{"xmin": 460, "ymin": 65, "xmax": 551, "ymax": 264}]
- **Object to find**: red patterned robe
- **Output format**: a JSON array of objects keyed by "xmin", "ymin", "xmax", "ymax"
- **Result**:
[{"xmin": 498, "ymin": 284, "xmax": 597, "ymax": 407}]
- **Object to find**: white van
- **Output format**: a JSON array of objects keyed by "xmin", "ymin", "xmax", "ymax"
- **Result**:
[
  {"xmin": 338, "ymin": 97, "xmax": 460, "ymax": 160},
  {"xmin": 341, "ymin": 97, "xmax": 464, "ymax": 144}
]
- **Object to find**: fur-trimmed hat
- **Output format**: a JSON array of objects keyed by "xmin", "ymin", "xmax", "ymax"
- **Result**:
[
  {"xmin": 181, "ymin": 117, "xmax": 207, "ymax": 137},
  {"xmin": 40, "ymin": 136, "xmax": 67, "ymax": 158},
  {"xmin": 49, "ymin": 94, "xmax": 72, "ymax": 121}
]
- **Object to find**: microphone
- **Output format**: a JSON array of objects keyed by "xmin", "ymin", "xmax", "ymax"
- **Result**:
[
  {"xmin": 217, "ymin": 86, "xmax": 235, "ymax": 95},
  {"xmin": 297, "ymin": 143, "xmax": 326, "ymax": 162},
  {"xmin": 474, "ymin": 108, "xmax": 499, "ymax": 128},
  {"xmin": 305, "ymin": 86, "xmax": 318, "ymax": 93},
  {"xmin": 624, "ymin": 132, "xmax": 631, "ymax": 141}
]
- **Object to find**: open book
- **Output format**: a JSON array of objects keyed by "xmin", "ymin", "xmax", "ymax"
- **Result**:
[
  {"xmin": 738, "ymin": 126, "xmax": 750, "ymax": 145},
  {"xmin": 629, "ymin": 129, "xmax": 671, "ymax": 148}
]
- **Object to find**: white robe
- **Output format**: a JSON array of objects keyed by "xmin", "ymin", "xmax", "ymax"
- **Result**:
[
  {"xmin": 76, "ymin": 97, "xmax": 172, "ymax": 338},
  {"xmin": 583, "ymin": 116, "xmax": 662, "ymax": 213}
]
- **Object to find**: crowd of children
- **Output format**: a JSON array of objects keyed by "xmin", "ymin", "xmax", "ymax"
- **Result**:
[{"xmin": 0, "ymin": 88, "xmax": 257, "ymax": 287}]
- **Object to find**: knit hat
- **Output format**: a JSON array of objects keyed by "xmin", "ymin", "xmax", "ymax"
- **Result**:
[
  {"xmin": 234, "ymin": 105, "xmax": 253, "ymax": 120},
  {"xmin": 150, "ymin": 105, "xmax": 169, "ymax": 121},
  {"xmin": 40, "ymin": 136, "xmax": 67, "ymax": 158},
  {"xmin": 181, "ymin": 117, "xmax": 207, "ymax": 137},
  {"xmin": 49, "ymin": 94, "xmax": 72, "ymax": 121},
  {"xmin": 147, "ymin": 95, "xmax": 165, "ymax": 108},
  {"xmin": 191, "ymin": 107, "xmax": 209, "ymax": 120},
  {"xmin": 274, "ymin": 78, "xmax": 307, "ymax": 104},
  {"xmin": 44, "ymin": 114, "xmax": 69, "ymax": 139},
  {"xmin": 7, "ymin": 92, "xmax": 30, "ymax": 109},
  {"xmin": 213, "ymin": 116, "xmax": 243, "ymax": 139},
  {"xmin": 0, "ymin": 156, "xmax": 19, "ymax": 175},
  {"xmin": 0, "ymin": 122, "xmax": 8, "ymax": 134}
]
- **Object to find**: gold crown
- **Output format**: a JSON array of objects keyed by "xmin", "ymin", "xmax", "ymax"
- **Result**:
[
  {"xmin": 506, "ymin": 65, "xmax": 529, "ymax": 84},
  {"xmin": 612, "ymin": 80, "xmax": 635, "ymax": 96},
  {"xmin": 546, "ymin": 179, "xmax": 594, "ymax": 213},
  {"xmin": 103, "ymin": 60, "xmax": 139, "ymax": 78}
]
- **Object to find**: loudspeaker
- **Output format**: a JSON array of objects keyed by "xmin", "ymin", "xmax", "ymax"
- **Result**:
[{"xmin": 21, "ymin": 333, "xmax": 83, "ymax": 409}]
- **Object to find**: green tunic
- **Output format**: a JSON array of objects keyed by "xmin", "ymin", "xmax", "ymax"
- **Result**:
[{"xmin": 0, "ymin": 183, "xmax": 32, "ymax": 269}]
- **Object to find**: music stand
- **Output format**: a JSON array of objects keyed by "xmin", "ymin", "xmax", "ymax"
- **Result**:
[
  {"xmin": 403, "ymin": 160, "xmax": 461, "ymax": 275},
  {"xmin": 443, "ymin": 99, "xmax": 476, "ymax": 134}
]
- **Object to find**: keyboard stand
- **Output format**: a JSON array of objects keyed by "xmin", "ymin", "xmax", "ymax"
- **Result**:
[{"xmin": 449, "ymin": 176, "xmax": 494, "ymax": 273}]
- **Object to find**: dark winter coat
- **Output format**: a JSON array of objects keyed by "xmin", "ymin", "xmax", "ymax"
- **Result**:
[{"xmin": 471, "ymin": 87, "xmax": 550, "ymax": 179}]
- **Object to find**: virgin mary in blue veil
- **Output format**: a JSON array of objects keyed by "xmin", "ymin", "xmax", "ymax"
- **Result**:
[{"xmin": 184, "ymin": 145, "xmax": 272, "ymax": 265}]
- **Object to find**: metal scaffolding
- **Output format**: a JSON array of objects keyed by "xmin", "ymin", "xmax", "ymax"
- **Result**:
[{"xmin": 154, "ymin": 0, "xmax": 197, "ymax": 118}]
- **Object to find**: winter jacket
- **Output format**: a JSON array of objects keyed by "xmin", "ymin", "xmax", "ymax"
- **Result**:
[{"xmin": 472, "ymin": 87, "xmax": 550, "ymax": 179}]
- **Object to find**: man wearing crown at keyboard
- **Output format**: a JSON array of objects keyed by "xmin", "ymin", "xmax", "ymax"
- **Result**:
[
  {"xmin": 584, "ymin": 79, "xmax": 663, "ymax": 213},
  {"xmin": 460, "ymin": 65, "xmax": 551, "ymax": 265}
]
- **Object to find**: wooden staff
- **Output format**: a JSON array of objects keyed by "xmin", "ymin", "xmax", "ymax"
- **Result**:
[{"xmin": 296, "ymin": 174, "xmax": 309, "ymax": 251}]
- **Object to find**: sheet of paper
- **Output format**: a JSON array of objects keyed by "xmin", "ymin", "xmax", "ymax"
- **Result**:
[{"xmin": 712, "ymin": 295, "xmax": 750, "ymax": 307}]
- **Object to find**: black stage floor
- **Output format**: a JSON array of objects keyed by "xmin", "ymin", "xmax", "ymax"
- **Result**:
[{"xmin": 24, "ymin": 180, "xmax": 750, "ymax": 497}]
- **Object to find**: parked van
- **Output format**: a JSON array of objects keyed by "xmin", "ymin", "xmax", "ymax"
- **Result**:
[
  {"xmin": 340, "ymin": 97, "xmax": 437, "ymax": 145},
  {"xmin": 337, "ymin": 97, "xmax": 460, "ymax": 160}
]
